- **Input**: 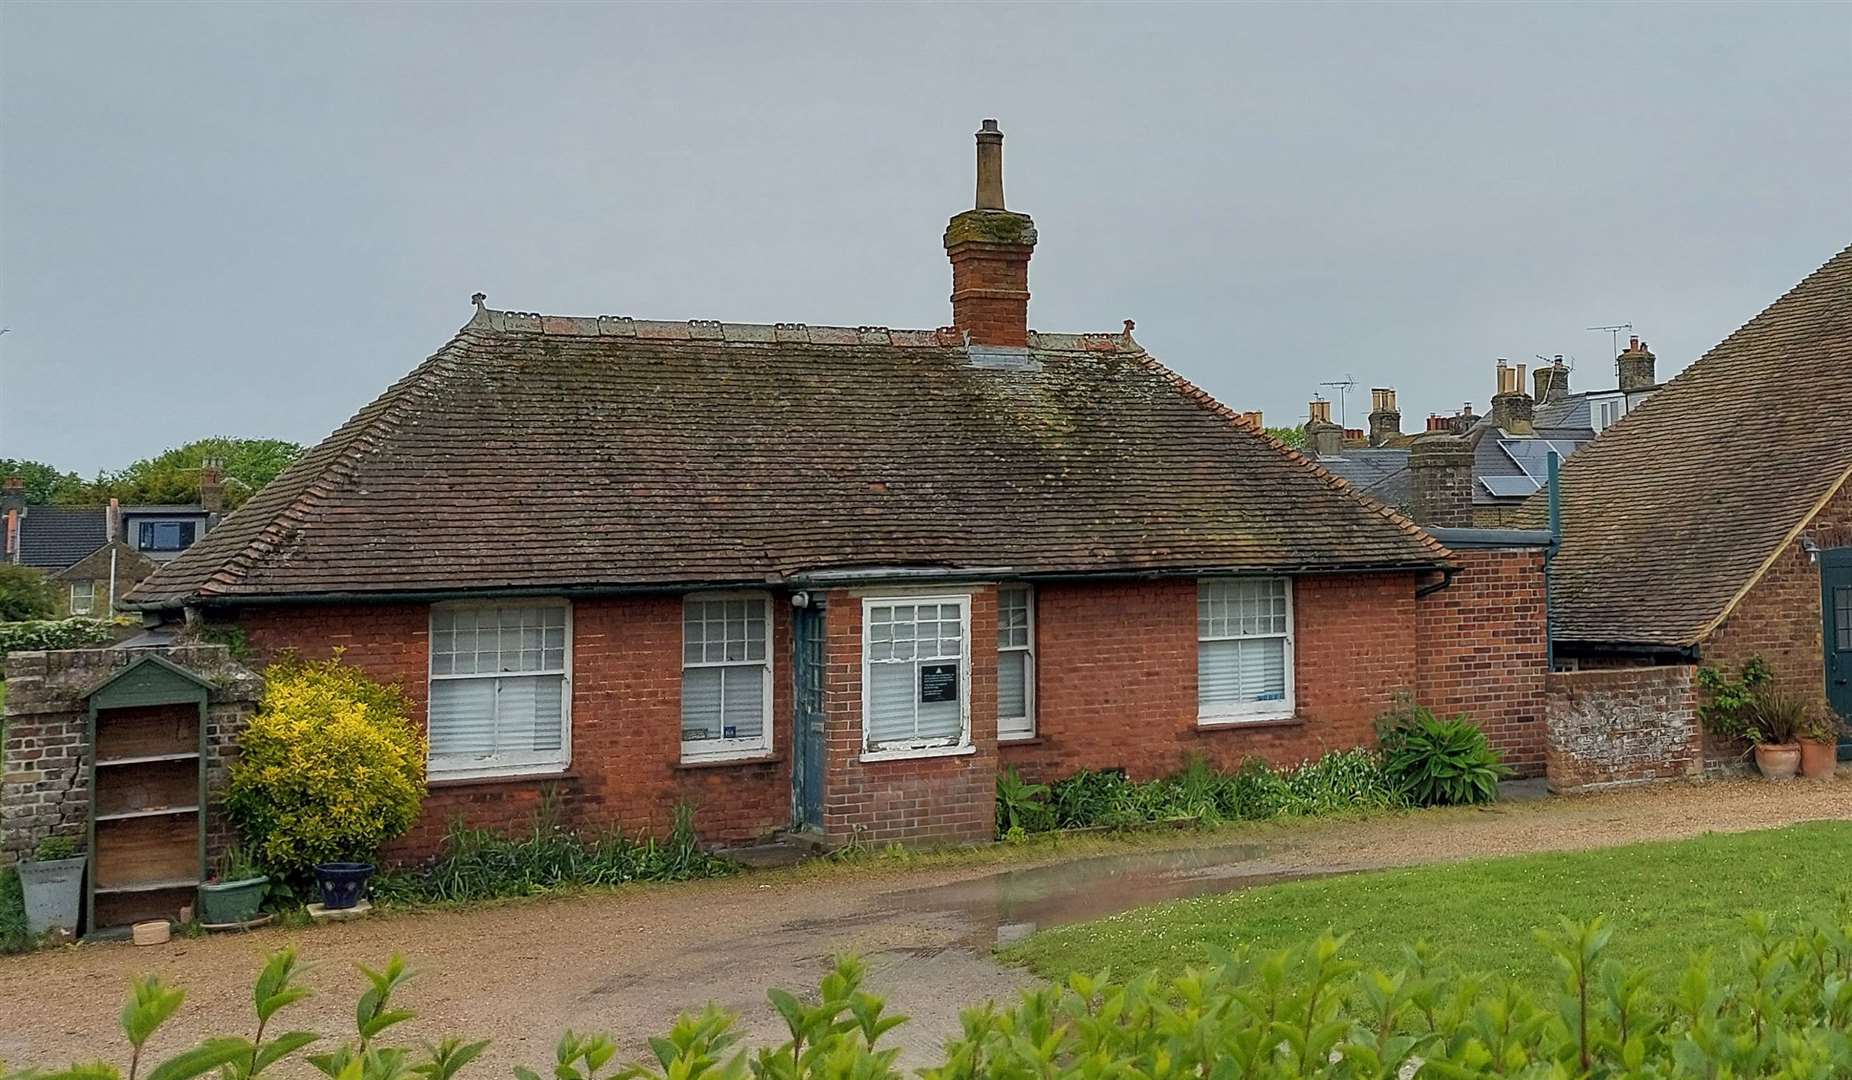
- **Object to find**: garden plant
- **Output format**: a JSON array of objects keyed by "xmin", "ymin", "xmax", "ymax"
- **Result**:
[{"xmin": 7, "ymin": 910, "xmax": 1849, "ymax": 1078}]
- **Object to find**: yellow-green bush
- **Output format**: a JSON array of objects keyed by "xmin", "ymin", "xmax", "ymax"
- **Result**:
[{"xmin": 226, "ymin": 656, "xmax": 425, "ymax": 874}]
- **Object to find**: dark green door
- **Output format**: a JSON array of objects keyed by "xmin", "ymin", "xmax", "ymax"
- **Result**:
[
  {"xmin": 791, "ymin": 599, "xmax": 827, "ymax": 830},
  {"xmin": 1824, "ymin": 548, "xmax": 1852, "ymax": 759}
]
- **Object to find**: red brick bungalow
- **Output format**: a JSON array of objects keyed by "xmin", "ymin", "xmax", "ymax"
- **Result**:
[{"xmin": 125, "ymin": 122, "xmax": 1545, "ymax": 855}]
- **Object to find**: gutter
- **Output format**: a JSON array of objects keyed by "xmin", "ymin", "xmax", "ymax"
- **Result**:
[{"xmin": 138, "ymin": 558, "xmax": 1454, "ymax": 612}]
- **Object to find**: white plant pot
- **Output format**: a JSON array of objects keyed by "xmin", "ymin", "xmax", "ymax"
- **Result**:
[{"xmin": 18, "ymin": 855, "xmax": 87, "ymax": 936}]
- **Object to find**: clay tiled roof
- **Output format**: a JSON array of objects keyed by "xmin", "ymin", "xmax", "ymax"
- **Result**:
[
  {"xmin": 126, "ymin": 306, "xmax": 1446, "ymax": 608},
  {"xmin": 1544, "ymin": 243, "xmax": 1852, "ymax": 647}
]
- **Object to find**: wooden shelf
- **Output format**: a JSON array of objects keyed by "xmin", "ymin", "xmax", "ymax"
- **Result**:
[
  {"xmin": 94, "ymin": 877, "xmax": 201, "ymax": 896},
  {"xmin": 96, "ymin": 805, "xmax": 199, "ymax": 823},
  {"xmin": 97, "ymin": 752, "xmax": 199, "ymax": 767}
]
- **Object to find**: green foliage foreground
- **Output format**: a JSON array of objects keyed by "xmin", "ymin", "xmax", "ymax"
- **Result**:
[{"xmin": 8, "ymin": 912, "xmax": 1852, "ymax": 1079}]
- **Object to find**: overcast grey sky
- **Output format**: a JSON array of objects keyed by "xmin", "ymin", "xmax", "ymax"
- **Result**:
[{"xmin": 3, "ymin": 1, "xmax": 1848, "ymax": 474}]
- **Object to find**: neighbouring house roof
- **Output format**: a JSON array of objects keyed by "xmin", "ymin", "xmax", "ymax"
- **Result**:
[
  {"xmin": 1471, "ymin": 428, "xmax": 1590, "ymax": 504},
  {"xmin": 1310, "ymin": 448, "xmax": 1413, "ymax": 510},
  {"xmin": 126, "ymin": 306, "xmax": 1447, "ymax": 608},
  {"xmin": 13, "ymin": 507, "xmax": 107, "ymax": 570},
  {"xmin": 1544, "ymin": 242, "xmax": 1852, "ymax": 648},
  {"xmin": 1533, "ymin": 395, "xmax": 1595, "ymax": 430}
]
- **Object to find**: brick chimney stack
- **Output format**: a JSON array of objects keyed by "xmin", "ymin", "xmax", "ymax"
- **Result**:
[
  {"xmin": 2, "ymin": 475, "xmax": 22, "ymax": 562},
  {"xmin": 945, "ymin": 120, "xmax": 1037, "ymax": 347},
  {"xmin": 199, "ymin": 458, "xmax": 225, "ymax": 514},
  {"xmin": 1533, "ymin": 355, "xmax": 1570, "ymax": 404},
  {"xmin": 1409, "ymin": 432, "xmax": 1475, "ymax": 528},
  {"xmin": 1616, "ymin": 335, "xmax": 1657, "ymax": 392},
  {"xmin": 1487, "ymin": 359, "xmax": 1534, "ymax": 431},
  {"xmin": 1304, "ymin": 399, "xmax": 1344, "ymax": 457},
  {"xmin": 1367, "ymin": 388, "xmax": 1401, "ymax": 447}
]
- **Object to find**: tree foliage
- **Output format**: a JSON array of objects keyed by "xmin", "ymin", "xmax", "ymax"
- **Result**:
[
  {"xmin": 1264, "ymin": 426, "xmax": 1307, "ymax": 449},
  {"xmin": 0, "ymin": 459, "xmax": 85, "ymax": 505},
  {"xmin": 0, "ymin": 565, "xmax": 59, "ymax": 622},
  {"xmin": 84, "ymin": 438, "xmax": 304, "ymax": 510}
]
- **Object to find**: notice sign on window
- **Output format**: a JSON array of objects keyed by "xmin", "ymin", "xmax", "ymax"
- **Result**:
[{"xmin": 920, "ymin": 663, "xmax": 959, "ymax": 703}]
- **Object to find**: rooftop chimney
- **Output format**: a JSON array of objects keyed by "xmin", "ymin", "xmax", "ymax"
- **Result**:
[
  {"xmin": 1425, "ymin": 413, "xmax": 1452, "ymax": 432},
  {"xmin": 1533, "ymin": 355, "xmax": 1570, "ymax": 404},
  {"xmin": 1616, "ymin": 335, "xmax": 1657, "ymax": 393},
  {"xmin": 944, "ymin": 119, "xmax": 1037, "ymax": 347},
  {"xmin": 1303, "ymin": 399, "xmax": 1343, "ymax": 456},
  {"xmin": 1449, "ymin": 402, "xmax": 1480, "ymax": 435},
  {"xmin": 199, "ymin": 458, "xmax": 225, "ymax": 514},
  {"xmin": 1487, "ymin": 359, "xmax": 1534, "ymax": 431},
  {"xmin": 1409, "ymin": 432, "xmax": 1475, "ymax": 529},
  {"xmin": 107, "ymin": 497, "xmax": 122, "ymax": 543},
  {"xmin": 1367, "ymin": 387, "xmax": 1401, "ymax": 447},
  {"xmin": 2, "ymin": 477, "xmax": 21, "ymax": 562},
  {"xmin": 1, "ymin": 475, "xmax": 24, "ymax": 516},
  {"xmin": 1238, "ymin": 409, "xmax": 1264, "ymax": 430}
]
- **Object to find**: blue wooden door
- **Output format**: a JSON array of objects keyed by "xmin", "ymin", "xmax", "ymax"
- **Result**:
[
  {"xmin": 1823, "ymin": 548, "xmax": 1852, "ymax": 759},
  {"xmin": 791, "ymin": 600, "xmax": 827, "ymax": 829}
]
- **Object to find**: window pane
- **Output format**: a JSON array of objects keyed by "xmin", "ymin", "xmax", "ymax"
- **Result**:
[
  {"xmin": 865, "ymin": 663, "xmax": 916, "ymax": 747},
  {"xmin": 916, "ymin": 691, "xmax": 961, "ymax": 743},
  {"xmin": 430, "ymin": 678, "xmax": 496, "ymax": 759},
  {"xmin": 720, "ymin": 666, "xmax": 764, "ymax": 741},
  {"xmin": 1199, "ymin": 638, "xmax": 1288, "ymax": 711},
  {"xmin": 998, "ymin": 650, "xmax": 1029, "ymax": 722},
  {"xmin": 682, "ymin": 667, "xmax": 723, "ymax": 741}
]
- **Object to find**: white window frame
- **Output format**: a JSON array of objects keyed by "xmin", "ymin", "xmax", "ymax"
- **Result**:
[
  {"xmin": 1595, "ymin": 399, "xmax": 1621, "ymax": 431},
  {"xmin": 997, "ymin": 585, "xmax": 1036, "ymax": 741},
  {"xmin": 1196, "ymin": 577, "xmax": 1296, "ymax": 726},
  {"xmin": 69, "ymin": 581, "xmax": 96, "ymax": 615},
  {"xmin": 426, "ymin": 599, "xmax": 573, "ymax": 781},
  {"xmin": 680, "ymin": 590, "xmax": 776, "ymax": 764},
  {"xmin": 861, "ymin": 593, "xmax": 974, "ymax": 762}
]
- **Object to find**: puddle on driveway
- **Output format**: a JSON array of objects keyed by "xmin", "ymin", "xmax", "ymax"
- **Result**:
[{"xmin": 883, "ymin": 843, "xmax": 1337, "ymax": 947}]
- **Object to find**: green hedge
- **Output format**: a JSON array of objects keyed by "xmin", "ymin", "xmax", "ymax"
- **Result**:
[
  {"xmin": 0, "ymin": 617, "xmax": 118, "ymax": 661},
  {"xmin": 24, "ymin": 914, "xmax": 1852, "ymax": 1078}
]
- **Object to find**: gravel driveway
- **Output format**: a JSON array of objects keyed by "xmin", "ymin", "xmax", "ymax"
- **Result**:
[{"xmin": 3, "ymin": 777, "xmax": 1847, "ymax": 1071}]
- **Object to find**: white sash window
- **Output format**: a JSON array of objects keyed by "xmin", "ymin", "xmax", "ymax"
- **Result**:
[
  {"xmin": 681, "ymin": 593, "xmax": 773, "ymax": 761},
  {"xmin": 863, "ymin": 595, "xmax": 971, "ymax": 757},
  {"xmin": 428, "ymin": 602, "xmax": 571, "ymax": 778},
  {"xmin": 1197, "ymin": 578, "xmax": 1294, "ymax": 723},
  {"xmin": 997, "ymin": 586, "xmax": 1035, "ymax": 739}
]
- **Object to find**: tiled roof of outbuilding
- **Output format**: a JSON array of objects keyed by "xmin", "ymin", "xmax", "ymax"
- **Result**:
[
  {"xmin": 1543, "ymin": 243, "xmax": 1852, "ymax": 647},
  {"xmin": 126, "ymin": 307, "xmax": 1447, "ymax": 608}
]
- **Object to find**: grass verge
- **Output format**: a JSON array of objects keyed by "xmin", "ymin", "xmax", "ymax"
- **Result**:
[{"xmin": 1004, "ymin": 819, "xmax": 1852, "ymax": 988}]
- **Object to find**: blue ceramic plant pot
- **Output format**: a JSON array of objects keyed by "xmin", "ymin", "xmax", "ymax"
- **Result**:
[{"xmin": 313, "ymin": 862, "xmax": 375, "ymax": 910}]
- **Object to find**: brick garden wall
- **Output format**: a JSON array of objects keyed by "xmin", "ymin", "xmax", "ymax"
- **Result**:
[
  {"xmin": 1698, "ymin": 476, "xmax": 1851, "ymax": 762},
  {"xmin": 999, "ymin": 572, "xmax": 1422, "ymax": 783},
  {"xmin": 1414, "ymin": 547, "xmax": 1549, "ymax": 777},
  {"xmin": 1, "ymin": 646, "xmax": 260, "ymax": 867},
  {"xmin": 228, "ymin": 597, "xmax": 793, "ymax": 861},
  {"xmin": 1544, "ymin": 666, "xmax": 1701, "ymax": 791}
]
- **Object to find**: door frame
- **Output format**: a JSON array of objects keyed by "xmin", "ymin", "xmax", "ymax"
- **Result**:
[
  {"xmin": 1822, "ymin": 547, "xmax": 1852, "ymax": 759},
  {"xmin": 790, "ymin": 596, "xmax": 827, "ymax": 830}
]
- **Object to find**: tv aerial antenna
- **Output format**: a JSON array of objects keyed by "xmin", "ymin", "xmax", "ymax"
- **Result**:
[
  {"xmin": 1585, "ymin": 323, "xmax": 1633, "ymax": 358},
  {"xmin": 1318, "ymin": 375, "xmax": 1358, "ymax": 427}
]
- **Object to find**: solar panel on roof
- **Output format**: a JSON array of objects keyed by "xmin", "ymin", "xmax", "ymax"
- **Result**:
[
  {"xmin": 1481, "ymin": 475, "xmax": 1541, "ymax": 498},
  {"xmin": 1497, "ymin": 439, "xmax": 1579, "ymax": 481}
]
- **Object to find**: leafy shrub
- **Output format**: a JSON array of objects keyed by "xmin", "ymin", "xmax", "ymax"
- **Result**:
[
  {"xmin": 0, "ymin": 616, "xmax": 116, "ymax": 660},
  {"xmin": 1698, "ymin": 655, "xmax": 1773, "ymax": 741},
  {"xmin": 1002, "ymin": 751, "xmax": 1403, "ymax": 838},
  {"xmin": 371, "ymin": 802, "xmax": 733, "ymax": 905},
  {"xmin": 226, "ymin": 656, "xmax": 425, "ymax": 876},
  {"xmin": 995, "ymin": 768, "xmax": 1052, "ymax": 836},
  {"xmin": 0, "ymin": 564, "xmax": 58, "ymax": 622},
  {"xmin": 1378, "ymin": 702, "xmax": 1510, "ymax": 806},
  {"xmin": 1740, "ymin": 683, "xmax": 1811, "ymax": 745},
  {"xmin": 27, "ymin": 913, "xmax": 1852, "ymax": 1079}
]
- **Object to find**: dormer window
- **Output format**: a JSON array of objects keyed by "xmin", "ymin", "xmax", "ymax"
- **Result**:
[{"xmin": 137, "ymin": 520, "xmax": 197, "ymax": 551}]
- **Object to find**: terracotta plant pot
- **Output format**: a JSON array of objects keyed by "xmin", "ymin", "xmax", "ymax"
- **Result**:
[
  {"xmin": 1753, "ymin": 742, "xmax": 1802, "ymax": 780},
  {"xmin": 1798, "ymin": 740, "xmax": 1838, "ymax": 780}
]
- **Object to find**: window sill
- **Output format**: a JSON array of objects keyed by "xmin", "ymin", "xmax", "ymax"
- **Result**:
[
  {"xmin": 998, "ymin": 733, "xmax": 1042, "ymax": 746},
  {"xmin": 428, "ymin": 767, "xmax": 576, "ymax": 789},
  {"xmin": 1196, "ymin": 713, "xmax": 1301, "ymax": 731},
  {"xmin": 859, "ymin": 743, "xmax": 977, "ymax": 764},
  {"xmin": 676, "ymin": 753, "xmax": 784, "ymax": 772}
]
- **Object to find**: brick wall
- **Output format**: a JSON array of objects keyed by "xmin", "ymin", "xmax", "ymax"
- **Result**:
[
  {"xmin": 1415, "ymin": 547, "xmax": 1549, "ymax": 776},
  {"xmin": 819, "ymin": 587, "xmax": 999, "ymax": 846},
  {"xmin": 229, "ymin": 596, "xmax": 793, "ymax": 861},
  {"xmin": 1699, "ymin": 475, "xmax": 1851, "ymax": 761},
  {"xmin": 1544, "ymin": 666, "xmax": 1701, "ymax": 790},
  {"xmin": 999, "ymin": 573, "xmax": 1421, "ymax": 783}
]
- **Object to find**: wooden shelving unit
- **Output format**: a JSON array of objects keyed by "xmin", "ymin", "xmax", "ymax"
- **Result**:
[{"xmin": 85, "ymin": 657, "xmax": 211, "ymax": 937}]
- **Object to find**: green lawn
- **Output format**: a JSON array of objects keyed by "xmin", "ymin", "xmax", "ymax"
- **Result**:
[{"xmin": 1005, "ymin": 821, "xmax": 1852, "ymax": 988}]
